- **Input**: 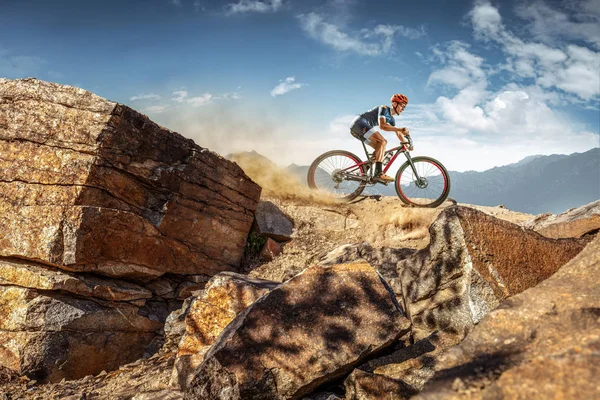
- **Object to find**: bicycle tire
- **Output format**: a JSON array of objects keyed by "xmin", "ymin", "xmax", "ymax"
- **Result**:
[
  {"xmin": 307, "ymin": 150, "xmax": 367, "ymax": 202},
  {"xmin": 395, "ymin": 156, "xmax": 451, "ymax": 208}
]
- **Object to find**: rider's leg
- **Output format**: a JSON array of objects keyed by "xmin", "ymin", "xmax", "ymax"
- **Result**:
[
  {"xmin": 365, "ymin": 132, "xmax": 393, "ymax": 182},
  {"xmin": 371, "ymin": 132, "xmax": 387, "ymax": 162}
]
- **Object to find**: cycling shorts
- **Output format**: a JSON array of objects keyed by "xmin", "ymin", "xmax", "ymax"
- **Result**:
[{"xmin": 350, "ymin": 117, "xmax": 379, "ymax": 144}]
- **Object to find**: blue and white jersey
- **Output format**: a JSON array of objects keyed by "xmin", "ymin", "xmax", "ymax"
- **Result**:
[{"xmin": 359, "ymin": 105, "xmax": 396, "ymax": 127}]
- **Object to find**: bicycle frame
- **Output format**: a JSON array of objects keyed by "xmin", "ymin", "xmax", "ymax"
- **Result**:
[
  {"xmin": 335, "ymin": 137, "xmax": 421, "ymax": 184},
  {"xmin": 358, "ymin": 139, "xmax": 421, "ymax": 179}
]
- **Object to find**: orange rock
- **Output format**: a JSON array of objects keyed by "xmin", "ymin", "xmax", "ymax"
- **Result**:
[
  {"xmin": 398, "ymin": 206, "xmax": 589, "ymax": 342},
  {"xmin": 0, "ymin": 78, "xmax": 261, "ymax": 279},
  {"xmin": 527, "ymin": 200, "xmax": 600, "ymax": 239},
  {"xmin": 171, "ymin": 272, "xmax": 278, "ymax": 390},
  {"xmin": 414, "ymin": 235, "xmax": 600, "ymax": 400},
  {"xmin": 259, "ymin": 238, "xmax": 282, "ymax": 262},
  {"xmin": 186, "ymin": 262, "xmax": 410, "ymax": 400}
]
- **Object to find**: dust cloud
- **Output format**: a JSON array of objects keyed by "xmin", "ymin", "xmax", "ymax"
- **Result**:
[{"xmin": 227, "ymin": 152, "xmax": 338, "ymax": 205}]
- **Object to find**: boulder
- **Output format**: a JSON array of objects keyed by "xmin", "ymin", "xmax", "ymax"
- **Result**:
[
  {"xmin": 398, "ymin": 206, "xmax": 588, "ymax": 341},
  {"xmin": 319, "ymin": 242, "xmax": 416, "ymax": 299},
  {"xmin": 414, "ymin": 235, "xmax": 600, "ymax": 400},
  {"xmin": 0, "ymin": 78, "xmax": 261, "ymax": 279},
  {"xmin": 525, "ymin": 199, "xmax": 600, "ymax": 239},
  {"xmin": 0, "ymin": 285, "xmax": 162, "ymax": 382},
  {"xmin": 259, "ymin": 237, "xmax": 283, "ymax": 262},
  {"xmin": 172, "ymin": 272, "xmax": 278, "ymax": 389},
  {"xmin": 186, "ymin": 262, "xmax": 411, "ymax": 400},
  {"xmin": 254, "ymin": 200, "xmax": 294, "ymax": 242}
]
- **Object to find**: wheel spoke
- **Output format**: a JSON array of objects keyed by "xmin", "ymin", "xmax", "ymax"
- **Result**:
[{"xmin": 308, "ymin": 151, "xmax": 366, "ymax": 201}]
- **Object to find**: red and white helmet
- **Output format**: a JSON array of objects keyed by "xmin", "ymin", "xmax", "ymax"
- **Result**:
[{"xmin": 390, "ymin": 93, "xmax": 408, "ymax": 104}]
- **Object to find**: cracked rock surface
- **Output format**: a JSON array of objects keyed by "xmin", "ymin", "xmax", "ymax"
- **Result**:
[
  {"xmin": 0, "ymin": 78, "xmax": 261, "ymax": 279},
  {"xmin": 0, "ymin": 78, "xmax": 261, "ymax": 383}
]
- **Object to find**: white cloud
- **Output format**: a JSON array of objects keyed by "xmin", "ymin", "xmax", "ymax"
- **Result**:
[
  {"xmin": 172, "ymin": 90, "xmax": 188, "ymax": 103},
  {"xmin": 298, "ymin": 12, "xmax": 425, "ymax": 56},
  {"xmin": 428, "ymin": 41, "xmax": 487, "ymax": 89},
  {"xmin": 145, "ymin": 105, "xmax": 168, "ymax": 114},
  {"xmin": 171, "ymin": 0, "xmax": 182, "ymax": 7},
  {"xmin": 515, "ymin": 0, "xmax": 600, "ymax": 49},
  {"xmin": 216, "ymin": 92, "xmax": 242, "ymax": 100},
  {"xmin": 187, "ymin": 93, "xmax": 213, "ymax": 107},
  {"xmin": 469, "ymin": 0, "xmax": 600, "ymax": 101},
  {"xmin": 225, "ymin": 0, "xmax": 282, "ymax": 14},
  {"xmin": 421, "ymin": 39, "xmax": 598, "ymax": 168},
  {"xmin": 270, "ymin": 76, "xmax": 306, "ymax": 97},
  {"xmin": 130, "ymin": 93, "xmax": 161, "ymax": 101},
  {"xmin": 169, "ymin": 88, "xmax": 240, "ymax": 105}
]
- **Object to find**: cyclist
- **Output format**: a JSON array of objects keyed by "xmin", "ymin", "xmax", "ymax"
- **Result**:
[{"xmin": 349, "ymin": 93, "xmax": 410, "ymax": 182}]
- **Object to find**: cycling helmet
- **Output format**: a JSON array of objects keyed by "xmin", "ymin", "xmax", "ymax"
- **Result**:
[{"xmin": 391, "ymin": 93, "xmax": 408, "ymax": 104}]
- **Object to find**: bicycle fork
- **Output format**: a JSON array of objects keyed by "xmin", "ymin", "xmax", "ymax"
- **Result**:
[{"xmin": 404, "ymin": 152, "xmax": 427, "ymax": 188}]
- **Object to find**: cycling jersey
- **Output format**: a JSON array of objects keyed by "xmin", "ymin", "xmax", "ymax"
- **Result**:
[
  {"xmin": 360, "ymin": 105, "xmax": 396, "ymax": 127},
  {"xmin": 350, "ymin": 105, "xmax": 396, "ymax": 144}
]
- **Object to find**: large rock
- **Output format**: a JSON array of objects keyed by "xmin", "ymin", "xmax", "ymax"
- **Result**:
[
  {"xmin": 172, "ymin": 272, "xmax": 278, "ymax": 389},
  {"xmin": 398, "ymin": 206, "xmax": 588, "ymax": 341},
  {"xmin": 319, "ymin": 242, "xmax": 416, "ymax": 299},
  {"xmin": 414, "ymin": 235, "xmax": 600, "ymax": 400},
  {"xmin": 0, "ymin": 78, "xmax": 261, "ymax": 279},
  {"xmin": 254, "ymin": 200, "xmax": 294, "ymax": 242},
  {"xmin": 186, "ymin": 262, "xmax": 411, "ymax": 400},
  {"xmin": 525, "ymin": 199, "xmax": 600, "ymax": 239},
  {"xmin": 0, "ymin": 284, "xmax": 162, "ymax": 382}
]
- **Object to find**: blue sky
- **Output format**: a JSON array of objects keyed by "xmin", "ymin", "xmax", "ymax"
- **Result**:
[{"xmin": 1, "ymin": 0, "xmax": 599, "ymax": 171}]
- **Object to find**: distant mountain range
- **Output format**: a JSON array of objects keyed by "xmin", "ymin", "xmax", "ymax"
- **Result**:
[
  {"xmin": 235, "ymin": 149, "xmax": 599, "ymax": 215},
  {"xmin": 445, "ymin": 148, "xmax": 599, "ymax": 214}
]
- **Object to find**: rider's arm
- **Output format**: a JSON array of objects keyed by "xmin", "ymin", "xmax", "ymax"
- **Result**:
[{"xmin": 378, "ymin": 116, "xmax": 401, "ymax": 132}]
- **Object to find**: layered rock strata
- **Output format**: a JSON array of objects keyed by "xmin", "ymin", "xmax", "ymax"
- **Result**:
[
  {"xmin": 0, "ymin": 278, "xmax": 162, "ymax": 382},
  {"xmin": 0, "ymin": 78, "xmax": 261, "ymax": 382},
  {"xmin": 186, "ymin": 262, "xmax": 411, "ymax": 400},
  {"xmin": 0, "ymin": 78, "xmax": 261, "ymax": 279}
]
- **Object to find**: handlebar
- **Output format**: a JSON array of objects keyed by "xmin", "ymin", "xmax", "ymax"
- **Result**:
[{"xmin": 400, "ymin": 135, "xmax": 414, "ymax": 151}]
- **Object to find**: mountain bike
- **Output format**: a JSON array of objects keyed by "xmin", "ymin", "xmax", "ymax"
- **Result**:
[{"xmin": 307, "ymin": 136, "xmax": 451, "ymax": 207}]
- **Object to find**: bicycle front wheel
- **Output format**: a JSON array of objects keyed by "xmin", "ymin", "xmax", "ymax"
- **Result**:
[
  {"xmin": 395, "ymin": 156, "xmax": 450, "ymax": 207},
  {"xmin": 307, "ymin": 150, "xmax": 366, "ymax": 202}
]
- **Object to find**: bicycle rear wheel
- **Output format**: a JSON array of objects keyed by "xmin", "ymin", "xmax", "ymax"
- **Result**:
[
  {"xmin": 307, "ymin": 150, "xmax": 367, "ymax": 202},
  {"xmin": 395, "ymin": 156, "xmax": 450, "ymax": 207}
]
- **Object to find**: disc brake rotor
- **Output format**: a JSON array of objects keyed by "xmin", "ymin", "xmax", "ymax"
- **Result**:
[{"xmin": 415, "ymin": 177, "xmax": 428, "ymax": 189}]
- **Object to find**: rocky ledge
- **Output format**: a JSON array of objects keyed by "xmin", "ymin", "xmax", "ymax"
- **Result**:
[{"xmin": 0, "ymin": 78, "xmax": 261, "ymax": 382}]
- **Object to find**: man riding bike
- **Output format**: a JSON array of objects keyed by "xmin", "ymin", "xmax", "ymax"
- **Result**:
[{"xmin": 349, "ymin": 93, "xmax": 410, "ymax": 182}]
